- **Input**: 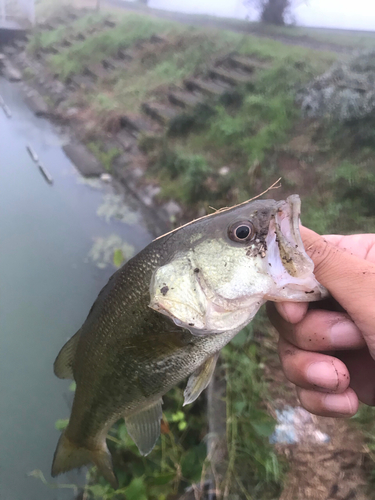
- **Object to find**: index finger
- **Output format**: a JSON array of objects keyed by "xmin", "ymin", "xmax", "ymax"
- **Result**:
[
  {"xmin": 323, "ymin": 233, "xmax": 375, "ymax": 262},
  {"xmin": 301, "ymin": 227, "xmax": 375, "ymax": 354}
]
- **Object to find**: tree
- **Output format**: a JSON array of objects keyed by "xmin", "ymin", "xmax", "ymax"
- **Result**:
[{"xmin": 244, "ymin": 0, "xmax": 303, "ymax": 26}]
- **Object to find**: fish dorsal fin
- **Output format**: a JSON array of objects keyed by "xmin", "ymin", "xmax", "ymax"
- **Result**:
[
  {"xmin": 183, "ymin": 353, "xmax": 219, "ymax": 406},
  {"xmin": 125, "ymin": 399, "xmax": 163, "ymax": 456},
  {"xmin": 53, "ymin": 330, "xmax": 81, "ymax": 380}
]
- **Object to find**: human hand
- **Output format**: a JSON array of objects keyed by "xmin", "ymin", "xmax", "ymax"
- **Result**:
[{"xmin": 267, "ymin": 228, "xmax": 375, "ymax": 418}]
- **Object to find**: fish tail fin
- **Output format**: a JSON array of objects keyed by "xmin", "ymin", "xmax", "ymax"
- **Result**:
[{"xmin": 51, "ymin": 431, "xmax": 118, "ymax": 489}]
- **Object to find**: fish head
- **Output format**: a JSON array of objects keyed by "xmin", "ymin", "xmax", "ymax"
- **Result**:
[{"xmin": 150, "ymin": 195, "xmax": 327, "ymax": 336}]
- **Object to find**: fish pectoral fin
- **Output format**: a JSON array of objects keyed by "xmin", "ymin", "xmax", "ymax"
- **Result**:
[
  {"xmin": 54, "ymin": 329, "xmax": 81, "ymax": 379},
  {"xmin": 183, "ymin": 352, "xmax": 219, "ymax": 406},
  {"xmin": 125, "ymin": 398, "xmax": 163, "ymax": 456}
]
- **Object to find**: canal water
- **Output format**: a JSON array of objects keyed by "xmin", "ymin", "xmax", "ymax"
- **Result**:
[{"xmin": 0, "ymin": 77, "xmax": 153, "ymax": 500}]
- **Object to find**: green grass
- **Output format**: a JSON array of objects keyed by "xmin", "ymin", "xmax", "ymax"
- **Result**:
[
  {"xmin": 28, "ymin": 11, "xmax": 105, "ymax": 54},
  {"xmin": 351, "ymin": 406, "xmax": 375, "ymax": 490},
  {"xmin": 108, "ymin": 29, "xmax": 237, "ymax": 112},
  {"xmin": 87, "ymin": 142, "xmax": 121, "ymax": 172},
  {"xmin": 220, "ymin": 314, "xmax": 286, "ymax": 499},
  {"xmin": 152, "ymin": 52, "xmax": 334, "ymax": 208},
  {"xmin": 47, "ymin": 14, "xmax": 175, "ymax": 81}
]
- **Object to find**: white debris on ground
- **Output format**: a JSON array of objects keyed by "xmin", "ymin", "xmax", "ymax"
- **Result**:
[
  {"xmin": 270, "ymin": 406, "xmax": 330, "ymax": 445},
  {"xmin": 100, "ymin": 173, "xmax": 112, "ymax": 183}
]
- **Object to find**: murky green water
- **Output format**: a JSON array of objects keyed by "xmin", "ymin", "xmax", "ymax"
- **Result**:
[{"xmin": 0, "ymin": 78, "xmax": 153, "ymax": 499}]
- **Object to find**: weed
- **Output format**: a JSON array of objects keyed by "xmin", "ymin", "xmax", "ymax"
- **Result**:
[
  {"xmin": 351, "ymin": 406, "xmax": 375, "ymax": 489},
  {"xmin": 221, "ymin": 312, "xmax": 286, "ymax": 498},
  {"xmin": 153, "ymin": 150, "xmax": 212, "ymax": 204},
  {"xmin": 48, "ymin": 14, "xmax": 175, "ymax": 81},
  {"xmin": 22, "ymin": 67, "xmax": 36, "ymax": 80},
  {"xmin": 87, "ymin": 142, "xmax": 121, "ymax": 172}
]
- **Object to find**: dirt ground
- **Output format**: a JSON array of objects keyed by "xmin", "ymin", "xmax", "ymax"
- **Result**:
[{"xmin": 262, "ymin": 328, "xmax": 373, "ymax": 500}]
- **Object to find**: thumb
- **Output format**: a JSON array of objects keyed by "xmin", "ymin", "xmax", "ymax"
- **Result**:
[{"xmin": 301, "ymin": 226, "xmax": 375, "ymax": 356}]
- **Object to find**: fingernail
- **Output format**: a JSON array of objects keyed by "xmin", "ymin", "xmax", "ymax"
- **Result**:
[
  {"xmin": 306, "ymin": 361, "xmax": 338, "ymax": 390},
  {"xmin": 330, "ymin": 321, "xmax": 364, "ymax": 348},
  {"xmin": 323, "ymin": 392, "xmax": 357, "ymax": 415}
]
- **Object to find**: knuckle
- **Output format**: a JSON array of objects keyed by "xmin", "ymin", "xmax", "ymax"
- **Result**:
[{"xmin": 308, "ymin": 240, "xmax": 338, "ymax": 273}]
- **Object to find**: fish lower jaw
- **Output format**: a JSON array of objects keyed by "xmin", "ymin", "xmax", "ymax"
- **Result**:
[
  {"xmin": 182, "ymin": 296, "xmax": 264, "ymax": 337},
  {"xmin": 265, "ymin": 280, "xmax": 328, "ymax": 302}
]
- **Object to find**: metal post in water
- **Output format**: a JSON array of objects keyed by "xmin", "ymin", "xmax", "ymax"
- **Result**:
[
  {"xmin": 26, "ymin": 145, "xmax": 39, "ymax": 163},
  {"xmin": 38, "ymin": 163, "xmax": 54, "ymax": 185}
]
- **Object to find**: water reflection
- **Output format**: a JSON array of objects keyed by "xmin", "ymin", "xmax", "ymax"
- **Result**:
[{"xmin": 88, "ymin": 234, "xmax": 135, "ymax": 269}]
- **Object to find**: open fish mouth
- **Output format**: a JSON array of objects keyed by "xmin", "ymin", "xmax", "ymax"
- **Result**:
[
  {"xmin": 149, "ymin": 194, "xmax": 327, "ymax": 338},
  {"xmin": 265, "ymin": 195, "xmax": 328, "ymax": 301}
]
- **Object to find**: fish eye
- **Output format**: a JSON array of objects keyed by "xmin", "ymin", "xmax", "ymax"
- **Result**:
[{"xmin": 228, "ymin": 221, "xmax": 255, "ymax": 243}]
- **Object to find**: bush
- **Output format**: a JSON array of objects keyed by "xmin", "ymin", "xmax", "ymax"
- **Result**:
[{"xmin": 299, "ymin": 50, "xmax": 375, "ymax": 123}]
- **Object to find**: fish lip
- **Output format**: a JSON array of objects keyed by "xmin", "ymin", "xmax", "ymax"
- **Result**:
[
  {"xmin": 267, "ymin": 195, "xmax": 328, "ymax": 300},
  {"xmin": 285, "ymin": 194, "xmax": 305, "ymax": 250},
  {"xmin": 273, "ymin": 194, "xmax": 314, "ymax": 278},
  {"xmin": 275, "ymin": 195, "xmax": 303, "ymax": 250}
]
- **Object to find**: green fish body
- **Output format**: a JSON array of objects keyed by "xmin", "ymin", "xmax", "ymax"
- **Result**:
[{"xmin": 52, "ymin": 195, "xmax": 326, "ymax": 487}]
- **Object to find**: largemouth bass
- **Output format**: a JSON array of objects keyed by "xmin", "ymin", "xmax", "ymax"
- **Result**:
[{"xmin": 51, "ymin": 195, "xmax": 326, "ymax": 488}]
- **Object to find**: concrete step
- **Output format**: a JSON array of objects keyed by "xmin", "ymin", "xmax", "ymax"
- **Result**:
[
  {"xmin": 68, "ymin": 74, "xmax": 95, "ymax": 90},
  {"xmin": 101, "ymin": 58, "xmax": 126, "ymax": 71},
  {"xmin": 63, "ymin": 143, "xmax": 104, "ymax": 177},
  {"xmin": 117, "ymin": 48, "xmax": 134, "ymax": 61},
  {"xmin": 168, "ymin": 89, "xmax": 202, "ymax": 109},
  {"xmin": 150, "ymin": 34, "xmax": 168, "ymax": 44},
  {"xmin": 59, "ymin": 38, "xmax": 73, "ymax": 48},
  {"xmin": 228, "ymin": 55, "xmax": 270, "ymax": 73},
  {"xmin": 42, "ymin": 45, "xmax": 61, "ymax": 55},
  {"xmin": 120, "ymin": 114, "xmax": 161, "ymax": 137},
  {"xmin": 38, "ymin": 22, "xmax": 55, "ymax": 31},
  {"xmin": 85, "ymin": 63, "xmax": 110, "ymax": 80},
  {"xmin": 2, "ymin": 59, "xmax": 22, "ymax": 81},
  {"xmin": 115, "ymin": 130, "xmax": 139, "ymax": 152},
  {"xmin": 184, "ymin": 78, "xmax": 229, "ymax": 97},
  {"xmin": 104, "ymin": 58, "xmax": 129, "ymax": 71},
  {"xmin": 142, "ymin": 102, "xmax": 180, "ymax": 126},
  {"xmin": 209, "ymin": 67, "xmax": 256, "ymax": 86},
  {"xmin": 73, "ymin": 32, "xmax": 86, "ymax": 42},
  {"xmin": 104, "ymin": 18, "xmax": 117, "ymax": 28},
  {"xmin": 66, "ymin": 11, "xmax": 79, "ymax": 20},
  {"xmin": 23, "ymin": 91, "xmax": 49, "ymax": 116},
  {"xmin": 12, "ymin": 39, "xmax": 27, "ymax": 50}
]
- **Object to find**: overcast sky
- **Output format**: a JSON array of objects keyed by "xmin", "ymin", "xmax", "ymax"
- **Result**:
[{"xmin": 149, "ymin": 0, "xmax": 375, "ymax": 31}]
